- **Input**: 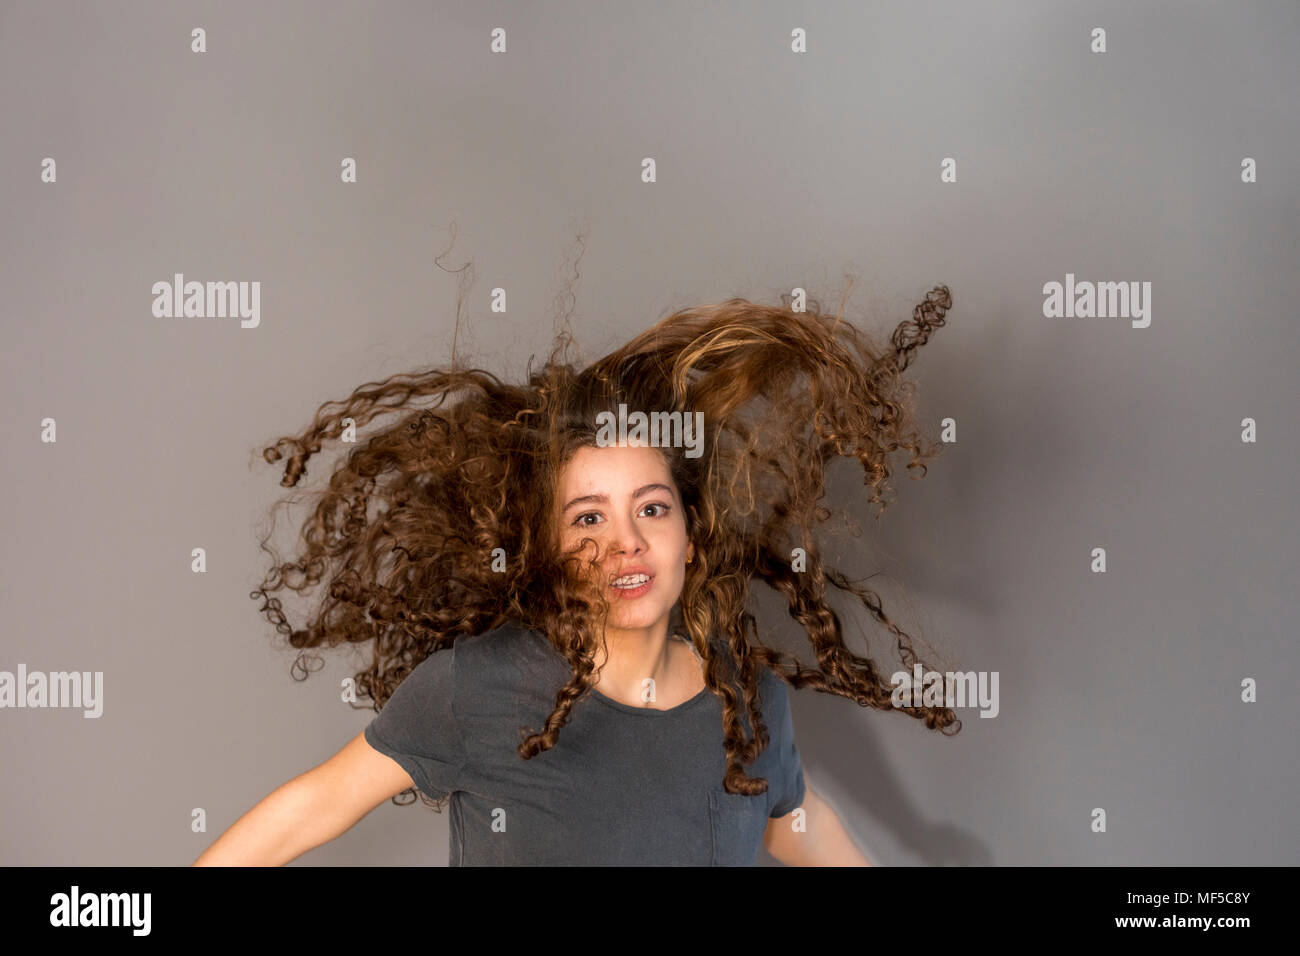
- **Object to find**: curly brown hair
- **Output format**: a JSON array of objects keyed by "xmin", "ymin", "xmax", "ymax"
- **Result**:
[{"xmin": 248, "ymin": 268, "xmax": 960, "ymax": 812}]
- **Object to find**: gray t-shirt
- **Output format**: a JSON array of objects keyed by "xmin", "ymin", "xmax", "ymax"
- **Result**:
[{"xmin": 363, "ymin": 622, "xmax": 806, "ymax": 865}]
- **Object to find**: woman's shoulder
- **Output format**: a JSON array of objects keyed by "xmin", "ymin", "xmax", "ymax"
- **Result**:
[
  {"xmin": 754, "ymin": 661, "xmax": 796, "ymax": 724},
  {"xmin": 455, "ymin": 620, "xmax": 551, "ymax": 658},
  {"xmin": 453, "ymin": 622, "xmax": 569, "ymax": 688}
]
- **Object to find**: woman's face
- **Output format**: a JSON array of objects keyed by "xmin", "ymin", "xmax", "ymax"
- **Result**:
[{"xmin": 554, "ymin": 443, "xmax": 695, "ymax": 637}]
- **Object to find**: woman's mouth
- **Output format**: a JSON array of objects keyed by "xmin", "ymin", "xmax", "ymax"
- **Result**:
[{"xmin": 609, "ymin": 572, "xmax": 653, "ymax": 598}]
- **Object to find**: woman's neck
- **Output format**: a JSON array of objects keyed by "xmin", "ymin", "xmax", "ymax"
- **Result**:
[{"xmin": 591, "ymin": 624, "xmax": 695, "ymax": 707}]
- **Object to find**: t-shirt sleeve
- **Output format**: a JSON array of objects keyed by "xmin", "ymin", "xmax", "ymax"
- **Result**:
[
  {"xmin": 764, "ymin": 671, "xmax": 806, "ymax": 818},
  {"xmin": 362, "ymin": 645, "xmax": 465, "ymax": 800}
]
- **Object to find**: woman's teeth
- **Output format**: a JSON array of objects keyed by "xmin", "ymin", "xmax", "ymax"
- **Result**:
[{"xmin": 612, "ymin": 574, "xmax": 650, "ymax": 588}]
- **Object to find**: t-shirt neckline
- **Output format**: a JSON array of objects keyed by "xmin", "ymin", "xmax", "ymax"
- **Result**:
[
  {"xmin": 589, "ymin": 683, "xmax": 711, "ymax": 717},
  {"xmin": 524, "ymin": 623, "xmax": 716, "ymax": 717},
  {"xmin": 592, "ymin": 686, "xmax": 712, "ymax": 717}
]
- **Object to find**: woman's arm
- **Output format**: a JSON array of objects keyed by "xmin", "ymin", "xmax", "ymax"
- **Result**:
[
  {"xmin": 192, "ymin": 731, "xmax": 416, "ymax": 866},
  {"xmin": 763, "ymin": 775, "xmax": 873, "ymax": 866}
]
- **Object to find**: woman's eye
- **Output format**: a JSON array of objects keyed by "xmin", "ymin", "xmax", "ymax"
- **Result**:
[{"xmin": 570, "ymin": 503, "xmax": 671, "ymax": 527}]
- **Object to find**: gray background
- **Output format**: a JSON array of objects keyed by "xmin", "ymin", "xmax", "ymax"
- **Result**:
[{"xmin": 1, "ymin": 0, "xmax": 1296, "ymax": 866}]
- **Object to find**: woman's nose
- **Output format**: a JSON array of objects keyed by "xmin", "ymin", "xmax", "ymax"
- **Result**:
[{"xmin": 609, "ymin": 518, "xmax": 647, "ymax": 554}]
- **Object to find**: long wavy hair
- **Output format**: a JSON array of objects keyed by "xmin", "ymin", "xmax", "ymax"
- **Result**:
[{"xmin": 249, "ymin": 270, "xmax": 960, "ymax": 811}]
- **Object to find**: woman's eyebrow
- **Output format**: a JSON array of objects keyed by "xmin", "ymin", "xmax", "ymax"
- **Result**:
[{"xmin": 562, "ymin": 483, "xmax": 673, "ymax": 514}]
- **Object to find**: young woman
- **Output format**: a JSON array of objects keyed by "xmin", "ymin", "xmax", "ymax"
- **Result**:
[{"xmin": 193, "ymin": 282, "xmax": 959, "ymax": 866}]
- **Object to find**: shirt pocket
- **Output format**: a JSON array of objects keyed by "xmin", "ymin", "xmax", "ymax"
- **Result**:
[{"xmin": 708, "ymin": 788, "xmax": 770, "ymax": 866}]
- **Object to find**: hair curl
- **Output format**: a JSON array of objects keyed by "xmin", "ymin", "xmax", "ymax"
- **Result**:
[{"xmin": 249, "ymin": 267, "xmax": 959, "ymax": 812}]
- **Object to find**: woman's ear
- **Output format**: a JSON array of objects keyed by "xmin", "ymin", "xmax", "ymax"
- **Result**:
[{"xmin": 686, "ymin": 541, "xmax": 696, "ymax": 564}]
